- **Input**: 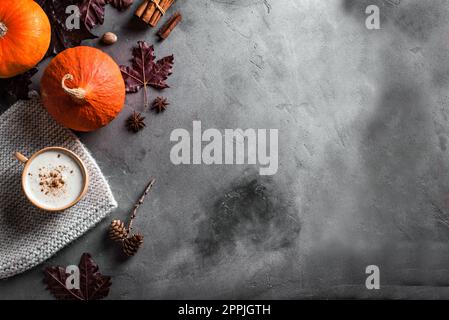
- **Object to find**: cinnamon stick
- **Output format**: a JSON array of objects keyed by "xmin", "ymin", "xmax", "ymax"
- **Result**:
[
  {"xmin": 158, "ymin": 12, "xmax": 182, "ymax": 40},
  {"xmin": 150, "ymin": 0, "xmax": 174, "ymax": 27},
  {"xmin": 135, "ymin": 0, "xmax": 149, "ymax": 17},
  {"xmin": 142, "ymin": 1, "xmax": 155, "ymax": 22},
  {"xmin": 135, "ymin": 0, "xmax": 175, "ymax": 27}
]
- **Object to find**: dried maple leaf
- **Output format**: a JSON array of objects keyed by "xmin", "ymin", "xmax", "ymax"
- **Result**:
[
  {"xmin": 79, "ymin": 0, "xmax": 108, "ymax": 29},
  {"xmin": 44, "ymin": 253, "xmax": 112, "ymax": 300},
  {"xmin": 78, "ymin": 253, "xmax": 111, "ymax": 300},
  {"xmin": 36, "ymin": 0, "xmax": 97, "ymax": 57},
  {"xmin": 108, "ymin": 0, "xmax": 134, "ymax": 11},
  {"xmin": 43, "ymin": 266, "xmax": 84, "ymax": 300},
  {"xmin": 120, "ymin": 41, "xmax": 174, "ymax": 107},
  {"xmin": 0, "ymin": 68, "xmax": 38, "ymax": 107}
]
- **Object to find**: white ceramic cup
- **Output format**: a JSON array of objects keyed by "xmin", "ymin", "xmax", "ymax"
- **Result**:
[{"xmin": 14, "ymin": 147, "xmax": 89, "ymax": 212}]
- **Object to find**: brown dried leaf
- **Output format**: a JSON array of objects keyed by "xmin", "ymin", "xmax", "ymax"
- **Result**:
[
  {"xmin": 44, "ymin": 253, "xmax": 112, "ymax": 300},
  {"xmin": 108, "ymin": 0, "xmax": 134, "ymax": 11},
  {"xmin": 36, "ymin": 0, "xmax": 98, "ymax": 58},
  {"xmin": 79, "ymin": 0, "xmax": 108, "ymax": 29},
  {"xmin": 0, "ymin": 68, "xmax": 37, "ymax": 107},
  {"xmin": 120, "ymin": 41, "xmax": 174, "ymax": 106}
]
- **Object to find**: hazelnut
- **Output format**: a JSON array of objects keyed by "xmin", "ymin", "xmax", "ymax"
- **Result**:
[{"xmin": 101, "ymin": 32, "xmax": 118, "ymax": 45}]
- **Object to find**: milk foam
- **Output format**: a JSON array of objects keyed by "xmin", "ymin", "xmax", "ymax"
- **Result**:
[{"xmin": 24, "ymin": 150, "xmax": 85, "ymax": 210}]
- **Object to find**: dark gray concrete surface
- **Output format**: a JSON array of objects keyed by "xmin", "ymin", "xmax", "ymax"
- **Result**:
[{"xmin": 3, "ymin": 0, "xmax": 449, "ymax": 299}]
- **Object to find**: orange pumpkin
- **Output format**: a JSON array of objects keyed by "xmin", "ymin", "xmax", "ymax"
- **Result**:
[
  {"xmin": 0, "ymin": 0, "xmax": 51, "ymax": 78},
  {"xmin": 41, "ymin": 46, "xmax": 126, "ymax": 132}
]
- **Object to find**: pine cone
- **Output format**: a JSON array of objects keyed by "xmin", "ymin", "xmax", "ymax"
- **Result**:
[
  {"xmin": 109, "ymin": 220, "xmax": 128, "ymax": 241},
  {"xmin": 122, "ymin": 234, "xmax": 144, "ymax": 256}
]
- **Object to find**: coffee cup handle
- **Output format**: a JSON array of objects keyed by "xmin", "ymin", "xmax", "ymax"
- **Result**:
[{"xmin": 14, "ymin": 152, "xmax": 28, "ymax": 164}]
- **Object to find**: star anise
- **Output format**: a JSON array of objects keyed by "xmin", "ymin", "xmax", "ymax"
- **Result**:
[
  {"xmin": 152, "ymin": 97, "xmax": 169, "ymax": 113},
  {"xmin": 126, "ymin": 111, "xmax": 146, "ymax": 133}
]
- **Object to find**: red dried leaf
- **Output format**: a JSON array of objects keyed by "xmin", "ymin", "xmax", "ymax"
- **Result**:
[
  {"xmin": 36, "ymin": 0, "xmax": 98, "ymax": 57},
  {"xmin": 44, "ymin": 253, "xmax": 112, "ymax": 300},
  {"xmin": 78, "ymin": 253, "xmax": 112, "ymax": 300},
  {"xmin": 43, "ymin": 266, "xmax": 84, "ymax": 300},
  {"xmin": 79, "ymin": 0, "xmax": 108, "ymax": 29},
  {"xmin": 120, "ymin": 41, "xmax": 174, "ymax": 106},
  {"xmin": 0, "ymin": 68, "xmax": 38, "ymax": 107},
  {"xmin": 108, "ymin": 0, "xmax": 134, "ymax": 11}
]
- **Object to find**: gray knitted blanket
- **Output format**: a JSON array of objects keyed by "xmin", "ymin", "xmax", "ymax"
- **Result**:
[{"xmin": 0, "ymin": 93, "xmax": 117, "ymax": 279}]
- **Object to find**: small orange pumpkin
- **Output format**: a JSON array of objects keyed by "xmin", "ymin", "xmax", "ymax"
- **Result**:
[
  {"xmin": 0, "ymin": 0, "xmax": 51, "ymax": 78},
  {"xmin": 41, "ymin": 46, "xmax": 126, "ymax": 132}
]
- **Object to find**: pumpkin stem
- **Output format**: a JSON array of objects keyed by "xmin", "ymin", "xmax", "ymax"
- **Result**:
[
  {"xmin": 0, "ymin": 22, "xmax": 7, "ymax": 38},
  {"xmin": 61, "ymin": 74, "xmax": 87, "ymax": 101}
]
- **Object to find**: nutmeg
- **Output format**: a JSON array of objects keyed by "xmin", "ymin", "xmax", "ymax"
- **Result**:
[{"xmin": 101, "ymin": 32, "xmax": 118, "ymax": 45}]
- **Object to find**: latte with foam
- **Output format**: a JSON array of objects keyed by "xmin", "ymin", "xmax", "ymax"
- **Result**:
[{"xmin": 23, "ymin": 150, "xmax": 86, "ymax": 211}]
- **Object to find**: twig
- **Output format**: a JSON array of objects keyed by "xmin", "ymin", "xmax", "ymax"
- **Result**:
[
  {"xmin": 127, "ymin": 177, "xmax": 156, "ymax": 232},
  {"xmin": 143, "ymin": 84, "xmax": 149, "ymax": 108}
]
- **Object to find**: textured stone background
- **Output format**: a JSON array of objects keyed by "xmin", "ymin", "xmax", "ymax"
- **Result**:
[{"xmin": 3, "ymin": 0, "xmax": 449, "ymax": 299}]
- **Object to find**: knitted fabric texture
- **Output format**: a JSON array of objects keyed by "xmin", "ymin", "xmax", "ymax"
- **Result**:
[{"xmin": 0, "ymin": 93, "xmax": 117, "ymax": 279}]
